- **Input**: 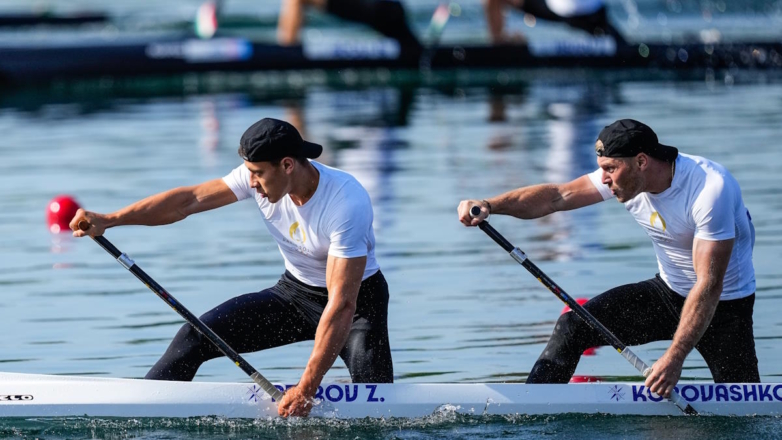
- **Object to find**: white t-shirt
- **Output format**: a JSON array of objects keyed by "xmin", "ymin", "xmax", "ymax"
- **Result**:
[
  {"xmin": 546, "ymin": 0, "xmax": 603, "ymax": 17},
  {"xmin": 223, "ymin": 160, "xmax": 380, "ymax": 287},
  {"xmin": 587, "ymin": 153, "xmax": 755, "ymax": 300}
]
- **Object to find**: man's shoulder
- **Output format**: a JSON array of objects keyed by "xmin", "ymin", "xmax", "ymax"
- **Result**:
[
  {"xmin": 679, "ymin": 153, "xmax": 736, "ymax": 193},
  {"xmin": 676, "ymin": 155, "xmax": 743, "ymax": 224},
  {"xmin": 315, "ymin": 163, "xmax": 373, "ymax": 229},
  {"xmin": 679, "ymin": 153, "xmax": 729, "ymax": 176},
  {"xmin": 314, "ymin": 161, "xmax": 370, "ymax": 200},
  {"xmin": 314, "ymin": 161, "xmax": 355, "ymax": 182}
]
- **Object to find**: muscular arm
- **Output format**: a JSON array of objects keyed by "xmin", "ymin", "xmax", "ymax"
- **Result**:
[
  {"xmin": 107, "ymin": 178, "xmax": 237, "ymax": 226},
  {"xmin": 490, "ymin": 175, "xmax": 604, "ymax": 218},
  {"xmin": 668, "ymin": 238, "xmax": 734, "ymax": 360},
  {"xmin": 645, "ymin": 237, "xmax": 734, "ymax": 397},
  {"xmin": 298, "ymin": 255, "xmax": 366, "ymax": 394},
  {"xmin": 459, "ymin": 175, "xmax": 603, "ymax": 226},
  {"xmin": 71, "ymin": 178, "xmax": 237, "ymax": 236}
]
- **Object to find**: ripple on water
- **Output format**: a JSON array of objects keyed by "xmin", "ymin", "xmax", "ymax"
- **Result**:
[{"xmin": 1, "ymin": 413, "xmax": 782, "ymax": 440}]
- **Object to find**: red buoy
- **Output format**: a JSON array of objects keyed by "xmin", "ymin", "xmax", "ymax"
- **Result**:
[
  {"xmin": 46, "ymin": 195, "xmax": 81, "ymax": 234},
  {"xmin": 561, "ymin": 297, "xmax": 590, "ymax": 314},
  {"xmin": 569, "ymin": 375, "xmax": 602, "ymax": 383},
  {"xmin": 561, "ymin": 297, "xmax": 597, "ymax": 356}
]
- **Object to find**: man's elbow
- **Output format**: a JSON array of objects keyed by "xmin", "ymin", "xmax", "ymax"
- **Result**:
[
  {"xmin": 550, "ymin": 186, "xmax": 570, "ymax": 214},
  {"xmin": 709, "ymin": 282, "xmax": 725, "ymax": 298},
  {"xmin": 174, "ymin": 206, "xmax": 192, "ymax": 222},
  {"xmin": 333, "ymin": 297, "xmax": 358, "ymax": 316},
  {"xmin": 699, "ymin": 277, "xmax": 724, "ymax": 300},
  {"xmin": 177, "ymin": 188, "xmax": 202, "ymax": 219}
]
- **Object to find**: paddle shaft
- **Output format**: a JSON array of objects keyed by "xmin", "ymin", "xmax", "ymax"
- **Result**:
[
  {"xmin": 419, "ymin": 3, "xmax": 451, "ymax": 70},
  {"xmin": 82, "ymin": 225, "xmax": 283, "ymax": 402},
  {"xmin": 469, "ymin": 207, "xmax": 697, "ymax": 415}
]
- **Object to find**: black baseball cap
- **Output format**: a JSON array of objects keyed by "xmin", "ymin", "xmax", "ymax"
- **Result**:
[
  {"xmin": 238, "ymin": 118, "xmax": 322, "ymax": 162},
  {"xmin": 596, "ymin": 119, "xmax": 678, "ymax": 162}
]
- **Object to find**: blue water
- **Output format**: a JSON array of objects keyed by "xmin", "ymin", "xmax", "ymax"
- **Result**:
[
  {"xmin": 2, "ymin": 414, "xmax": 782, "ymax": 439},
  {"xmin": 2, "ymin": 0, "xmax": 782, "ymax": 438}
]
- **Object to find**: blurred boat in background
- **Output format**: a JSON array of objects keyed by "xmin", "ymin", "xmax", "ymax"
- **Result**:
[
  {"xmin": 1, "ymin": 33, "xmax": 780, "ymax": 86},
  {"xmin": 0, "ymin": 11, "xmax": 108, "ymax": 27}
]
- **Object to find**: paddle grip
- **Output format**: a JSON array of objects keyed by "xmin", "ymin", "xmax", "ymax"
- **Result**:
[
  {"xmin": 620, "ymin": 347, "xmax": 652, "ymax": 376},
  {"xmin": 623, "ymin": 349, "xmax": 696, "ymax": 415},
  {"xmin": 252, "ymin": 372, "xmax": 284, "ymax": 402}
]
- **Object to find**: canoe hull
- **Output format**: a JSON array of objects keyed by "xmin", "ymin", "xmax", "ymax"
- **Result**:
[
  {"xmin": 1, "ymin": 36, "xmax": 781, "ymax": 85},
  {"xmin": 2, "ymin": 372, "xmax": 781, "ymax": 418}
]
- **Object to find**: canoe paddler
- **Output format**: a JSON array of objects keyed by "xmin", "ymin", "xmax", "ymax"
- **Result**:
[
  {"xmin": 277, "ymin": 0, "xmax": 423, "ymax": 54},
  {"xmin": 70, "ymin": 118, "xmax": 393, "ymax": 417},
  {"xmin": 483, "ymin": 0, "xmax": 626, "ymax": 45},
  {"xmin": 458, "ymin": 119, "xmax": 759, "ymax": 397}
]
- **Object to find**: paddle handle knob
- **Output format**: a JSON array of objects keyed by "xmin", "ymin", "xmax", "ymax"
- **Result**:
[
  {"xmin": 470, "ymin": 206, "xmax": 481, "ymax": 218},
  {"xmin": 78, "ymin": 220, "xmax": 91, "ymax": 231}
]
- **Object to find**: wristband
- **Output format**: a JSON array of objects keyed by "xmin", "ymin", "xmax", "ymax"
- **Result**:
[{"xmin": 481, "ymin": 199, "xmax": 492, "ymax": 218}]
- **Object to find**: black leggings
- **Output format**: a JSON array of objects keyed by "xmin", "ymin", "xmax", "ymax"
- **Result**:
[
  {"xmin": 527, "ymin": 275, "xmax": 759, "ymax": 383},
  {"xmin": 326, "ymin": 0, "xmax": 422, "ymax": 52},
  {"xmin": 517, "ymin": 0, "xmax": 626, "ymax": 45},
  {"xmin": 146, "ymin": 270, "xmax": 393, "ymax": 383}
]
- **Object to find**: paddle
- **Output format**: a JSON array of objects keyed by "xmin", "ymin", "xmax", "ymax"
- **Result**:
[
  {"xmin": 468, "ymin": 206, "xmax": 698, "ymax": 416},
  {"xmin": 419, "ymin": 3, "xmax": 453, "ymax": 70},
  {"xmin": 78, "ymin": 221, "xmax": 284, "ymax": 402}
]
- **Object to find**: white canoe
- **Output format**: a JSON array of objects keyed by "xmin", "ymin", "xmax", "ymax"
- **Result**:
[{"xmin": 1, "ymin": 372, "xmax": 781, "ymax": 418}]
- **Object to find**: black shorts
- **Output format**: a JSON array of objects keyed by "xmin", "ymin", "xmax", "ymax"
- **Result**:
[
  {"xmin": 527, "ymin": 274, "xmax": 759, "ymax": 383},
  {"xmin": 325, "ymin": 0, "xmax": 379, "ymax": 26},
  {"xmin": 325, "ymin": 0, "xmax": 421, "ymax": 50},
  {"xmin": 146, "ymin": 270, "xmax": 393, "ymax": 383}
]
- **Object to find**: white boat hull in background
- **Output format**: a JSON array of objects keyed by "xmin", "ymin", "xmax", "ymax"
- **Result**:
[{"xmin": 1, "ymin": 372, "xmax": 781, "ymax": 418}]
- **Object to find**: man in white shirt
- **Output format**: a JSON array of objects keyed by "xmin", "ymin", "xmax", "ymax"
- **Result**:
[
  {"xmin": 484, "ymin": 0, "xmax": 626, "ymax": 45},
  {"xmin": 458, "ymin": 119, "xmax": 759, "ymax": 398},
  {"xmin": 71, "ymin": 118, "xmax": 392, "ymax": 417}
]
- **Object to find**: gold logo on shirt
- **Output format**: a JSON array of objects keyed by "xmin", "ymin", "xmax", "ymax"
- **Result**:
[
  {"xmin": 289, "ymin": 222, "xmax": 306, "ymax": 244},
  {"xmin": 650, "ymin": 212, "xmax": 667, "ymax": 232}
]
